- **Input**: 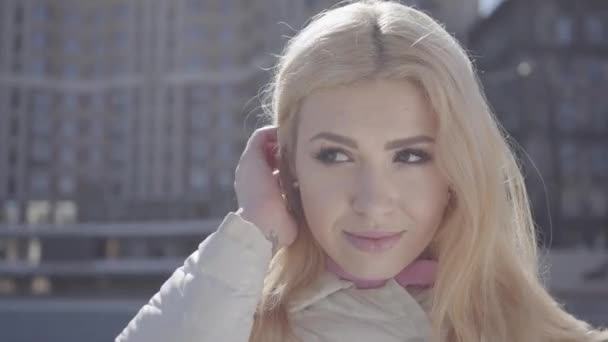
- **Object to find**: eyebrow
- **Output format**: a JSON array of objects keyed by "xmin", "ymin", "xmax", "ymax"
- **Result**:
[{"xmin": 309, "ymin": 132, "xmax": 435, "ymax": 150}]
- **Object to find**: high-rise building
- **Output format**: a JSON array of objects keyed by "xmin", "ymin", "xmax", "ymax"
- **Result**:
[
  {"xmin": 469, "ymin": 0, "xmax": 608, "ymax": 248},
  {"xmin": 0, "ymin": 0, "xmax": 281, "ymax": 223},
  {"xmin": 0, "ymin": 0, "xmax": 479, "ymax": 224}
]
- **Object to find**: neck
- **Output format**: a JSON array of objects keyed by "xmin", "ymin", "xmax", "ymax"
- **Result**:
[{"xmin": 324, "ymin": 254, "xmax": 438, "ymax": 289}]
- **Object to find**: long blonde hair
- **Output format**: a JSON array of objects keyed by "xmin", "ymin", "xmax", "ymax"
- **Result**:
[{"xmin": 251, "ymin": 1, "xmax": 608, "ymax": 341}]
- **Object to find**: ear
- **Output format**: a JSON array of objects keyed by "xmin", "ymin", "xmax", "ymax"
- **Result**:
[{"xmin": 277, "ymin": 149, "xmax": 305, "ymax": 222}]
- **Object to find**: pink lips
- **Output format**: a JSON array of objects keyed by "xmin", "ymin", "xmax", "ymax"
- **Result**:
[{"xmin": 343, "ymin": 230, "xmax": 404, "ymax": 253}]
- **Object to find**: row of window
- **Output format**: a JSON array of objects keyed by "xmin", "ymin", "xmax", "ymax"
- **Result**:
[
  {"xmin": 9, "ymin": 90, "xmax": 131, "ymax": 112},
  {"xmin": 555, "ymin": 100, "xmax": 608, "ymax": 133},
  {"xmin": 19, "ymin": 59, "xmax": 132, "ymax": 79},
  {"xmin": 560, "ymin": 185, "xmax": 607, "ymax": 218},
  {"xmin": 27, "ymin": 141, "xmax": 126, "ymax": 165},
  {"xmin": 29, "ymin": 172, "xmax": 76, "ymax": 197},
  {"xmin": 553, "ymin": 13, "xmax": 608, "ymax": 45},
  {"xmin": 26, "ymin": 34, "xmax": 131, "ymax": 56},
  {"xmin": 1, "ymin": 200, "xmax": 77, "ymax": 225},
  {"xmin": 29, "ymin": 3, "xmax": 131, "ymax": 25},
  {"xmin": 558, "ymin": 141, "xmax": 608, "ymax": 181},
  {"xmin": 189, "ymin": 166, "xmax": 233, "ymax": 192},
  {"xmin": 552, "ymin": 58, "xmax": 608, "ymax": 88},
  {"xmin": 7, "ymin": 85, "xmax": 238, "ymax": 113}
]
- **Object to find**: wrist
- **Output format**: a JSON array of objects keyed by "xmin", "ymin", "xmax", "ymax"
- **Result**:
[{"xmin": 236, "ymin": 207, "xmax": 282, "ymax": 253}]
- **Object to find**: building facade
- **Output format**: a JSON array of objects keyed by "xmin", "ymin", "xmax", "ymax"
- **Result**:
[
  {"xmin": 0, "ymin": 0, "xmax": 482, "ymax": 295},
  {"xmin": 469, "ymin": 0, "xmax": 608, "ymax": 248},
  {"xmin": 0, "ymin": 0, "xmax": 479, "ymax": 225}
]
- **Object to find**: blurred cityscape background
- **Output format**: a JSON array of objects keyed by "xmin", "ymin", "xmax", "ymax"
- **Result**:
[{"xmin": 0, "ymin": 0, "xmax": 606, "ymax": 341}]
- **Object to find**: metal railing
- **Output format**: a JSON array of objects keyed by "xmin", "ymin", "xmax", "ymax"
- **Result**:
[{"xmin": 0, "ymin": 219, "xmax": 222, "ymax": 295}]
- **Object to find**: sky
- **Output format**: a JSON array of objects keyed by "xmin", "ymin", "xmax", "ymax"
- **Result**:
[{"xmin": 479, "ymin": 0, "xmax": 503, "ymax": 16}]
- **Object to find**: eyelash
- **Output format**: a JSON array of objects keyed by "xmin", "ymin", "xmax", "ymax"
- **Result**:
[{"xmin": 313, "ymin": 147, "xmax": 431, "ymax": 165}]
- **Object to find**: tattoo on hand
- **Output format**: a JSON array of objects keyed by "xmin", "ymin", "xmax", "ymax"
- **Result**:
[{"xmin": 265, "ymin": 230, "xmax": 279, "ymax": 255}]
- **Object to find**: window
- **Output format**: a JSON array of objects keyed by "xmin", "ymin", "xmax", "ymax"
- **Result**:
[
  {"xmin": 13, "ymin": 34, "xmax": 22, "ymax": 55},
  {"xmin": 559, "ymin": 141, "xmax": 582, "ymax": 180},
  {"xmin": 190, "ymin": 141, "xmax": 210, "ymax": 161},
  {"xmin": 189, "ymin": 86, "xmax": 208, "ymax": 104},
  {"xmin": 64, "ymin": 94, "xmax": 78, "ymax": 111},
  {"xmin": 7, "ymin": 177, "xmax": 16, "ymax": 197},
  {"xmin": 111, "ymin": 62, "xmax": 128, "ymax": 76},
  {"xmin": 89, "ymin": 149, "xmax": 102, "ymax": 166},
  {"xmin": 588, "ymin": 188, "xmax": 607, "ymax": 217},
  {"xmin": 111, "ymin": 3, "xmax": 129, "ymax": 21},
  {"xmin": 186, "ymin": 0, "xmax": 205, "ymax": 11},
  {"xmin": 60, "ymin": 120, "xmax": 77, "ymax": 138},
  {"xmin": 32, "ymin": 4, "xmax": 48, "ymax": 21},
  {"xmin": 590, "ymin": 106, "xmax": 608, "ymax": 132},
  {"xmin": 585, "ymin": 16, "xmax": 604, "ymax": 43},
  {"xmin": 190, "ymin": 167, "xmax": 209, "ymax": 190},
  {"xmin": 34, "ymin": 92, "xmax": 51, "ymax": 113},
  {"xmin": 54, "ymin": 200, "xmax": 77, "ymax": 224},
  {"xmin": 191, "ymin": 110, "xmax": 211, "ymax": 130},
  {"xmin": 63, "ymin": 64, "xmax": 79, "ymax": 80},
  {"xmin": 108, "ymin": 91, "xmax": 129, "ymax": 113},
  {"xmin": 110, "ymin": 146, "xmax": 127, "ymax": 164},
  {"xmin": 89, "ymin": 120, "xmax": 103, "ymax": 139},
  {"xmin": 28, "ymin": 60, "xmax": 45, "ymax": 75},
  {"xmin": 26, "ymin": 200, "xmax": 51, "ymax": 224},
  {"xmin": 95, "ymin": 42, "xmax": 105, "ymax": 57},
  {"xmin": 305, "ymin": 0, "xmax": 316, "ymax": 8},
  {"xmin": 590, "ymin": 144, "xmax": 608, "ymax": 180},
  {"xmin": 31, "ymin": 33, "xmax": 46, "ymax": 49},
  {"xmin": 186, "ymin": 25, "xmax": 205, "ymax": 41},
  {"xmin": 186, "ymin": 55, "xmax": 205, "ymax": 72},
  {"xmin": 59, "ymin": 147, "xmax": 76, "ymax": 165},
  {"xmin": 64, "ymin": 12, "xmax": 80, "ymax": 27},
  {"xmin": 30, "ymin": 172, "xmax": 50, "ymax": 195},
  {"xmin": 3, "ymin": 201, "xmax": 20, "ymax": 224},
  {"xmin": 219, "ymin": 0, "xmax": 235, "ymax": 14},
  {"xmin": 114, "ymin": 34, "xmax": 128, "ymax": 50},
  {"xmin": 64, "ymin": 39, "xmax": 80, "ymax": 54},
  {"xmin": 31, "ymin": 140, "xmax": 51, "ymax": 161},
  {"xmin": 58, "ymin": 176, "xmax": 76, "ymax": 195},
  {"xmin": 555, "ymin": 16, "xmax": 574, "ymax": 45},
  {"xmin": 560, "ymin": 186, "xmax": 583, "ymax": 218},
  {"xmin": 217, "ymin": 112, "xmax": 233, "ymax": 130},
  {"xmin": 556, "ymin": 100, "xmax": 577, "ymax": 132},
  {"xmin": 91, "ymin": 94, "xmax": 103, "ymax": 111},
  {"xmin": 217, "ymin": 143, "xmax": 234, "ymax": 162},
  {"xmin": 31, "ymin": 112, "xmax": 51, "ymax": 136},
  {"xmin": 220, "ymin": 27, "xmax": 236, "ymax": 45},
  {"xmin": 219, "ymin": 86, "xmax": 232, "ymax": 103},
  {"xmin": 218, "ymin": 172, "xmax": 232, "ymax": 188},
  {"xmin": 10, "ymin": 90, "xmax": 20, "ymax": 109},
  {"xmin": 109, "ymin": 116, "xmax": 129, "ymax": 137}
]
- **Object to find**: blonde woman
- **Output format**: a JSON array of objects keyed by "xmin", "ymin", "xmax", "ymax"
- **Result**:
[{"xmin": 116, "ymin": 1, "xmax": 608, "ymax": 341}]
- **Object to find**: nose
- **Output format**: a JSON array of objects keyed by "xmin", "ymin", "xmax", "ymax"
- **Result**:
[{"xmin": 350, "ymin": 167, "xmax": 398, "ymax": 220}]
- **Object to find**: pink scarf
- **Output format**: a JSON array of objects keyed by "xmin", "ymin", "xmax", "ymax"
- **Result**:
[{"xmin": 325, "ymin": 256, "xmax": 437, "ymax": 289}]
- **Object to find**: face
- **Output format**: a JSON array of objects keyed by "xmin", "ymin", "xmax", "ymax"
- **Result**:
[{"xmin": 293, "ymin": 79, "xmax": 450, "ymax": 280}]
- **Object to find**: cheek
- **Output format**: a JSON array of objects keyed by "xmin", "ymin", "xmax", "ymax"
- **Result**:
[
  {"xmin": 298, "ymin": 171, "xmax": 346, "ymax": 228},
  {"xmin": 397, "ymin": 168, "xmax": 449, "ymax": 227}
]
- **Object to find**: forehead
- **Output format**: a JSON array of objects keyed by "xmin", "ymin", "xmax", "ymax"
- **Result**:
[{"xmin": 297, "ymin": 79, "xmax": 437, "ymax": 140}]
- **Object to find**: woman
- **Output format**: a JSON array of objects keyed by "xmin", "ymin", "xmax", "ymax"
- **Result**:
[{"xmin": 117, "ymin": 1, "xmax": 608, "ymax": 341}]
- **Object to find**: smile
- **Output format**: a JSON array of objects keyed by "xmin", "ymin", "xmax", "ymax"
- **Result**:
[{"xmin": 342, "ymin": 230, "xmax": 404, "ymax": 253}]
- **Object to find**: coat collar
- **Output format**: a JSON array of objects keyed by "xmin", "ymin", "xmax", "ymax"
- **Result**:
[
  {"xmin": 288, "ymin": 270, "xmax": 434, "ymax": 315},
  {"xmin": 288, "ymin": 270, "xmax": 354, "ymax": 313}
]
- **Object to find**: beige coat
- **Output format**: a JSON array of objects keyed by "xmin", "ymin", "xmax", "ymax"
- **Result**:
[{"xmin": 116, "ymin": 212, "xmax": 433, "ymax": 342}]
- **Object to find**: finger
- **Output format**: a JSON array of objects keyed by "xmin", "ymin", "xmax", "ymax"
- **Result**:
[
  {"xmin": 244, "ymin": 126, "xmax": 278, "ymax": 168},
  {"xmin": 247, "ymin": 126, "xmax": 277, "ymax": 150}
]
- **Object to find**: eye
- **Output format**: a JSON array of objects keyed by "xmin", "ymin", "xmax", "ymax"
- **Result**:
[
  {"xmin": 314, "ymin": 147, "xmax": 351, "ymax": 164},
  {"xmin": 393, "ymin": 149, "xmax": 431, "ymax": 164}
]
